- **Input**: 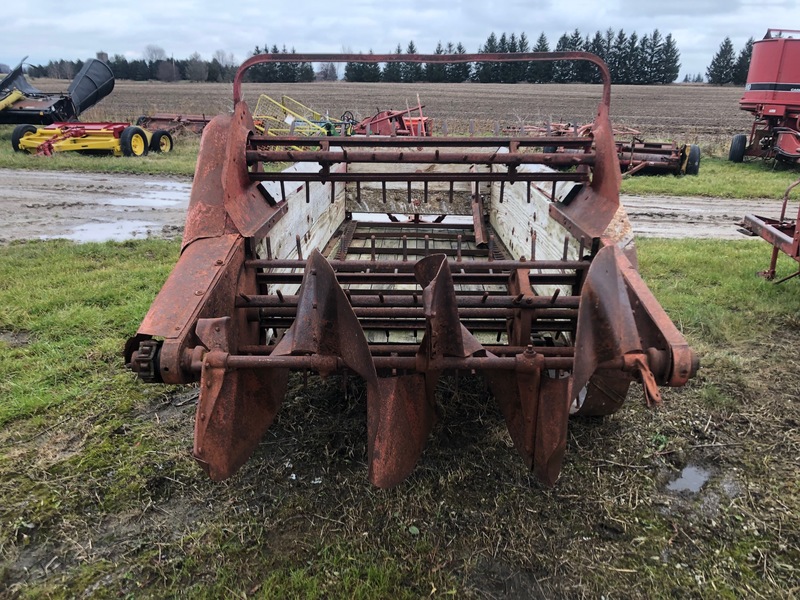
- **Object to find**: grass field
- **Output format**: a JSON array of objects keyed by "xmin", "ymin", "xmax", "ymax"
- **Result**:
[{"xmin": 0, "ymin": 237, "xmax": 798, "ymax": 599}]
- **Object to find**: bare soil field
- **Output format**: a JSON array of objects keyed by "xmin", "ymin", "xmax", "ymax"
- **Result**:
[{"xmin": 29, "ymin": 78, "xmax": 753, "ymax": 149}]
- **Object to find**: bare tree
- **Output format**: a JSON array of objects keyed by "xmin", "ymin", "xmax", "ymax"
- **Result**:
[
  {"xmin": 315, "ymin": 62, "xmax": 338, "ymax": 81},
  {"xmin": 212, "ymin": 49, "xmax": 236, "ymax": 67},
  {"xmin": 144, "ymin": 45, "xmax": 167, "ymax": 63}
]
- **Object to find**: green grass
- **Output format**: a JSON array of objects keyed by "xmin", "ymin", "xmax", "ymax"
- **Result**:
[
  {"xmin": 0, "ymin": 125, "xmax": 200, "ymax": 176},
  {"xmin": 1, "ymin": 238, "xmax": 798, "ymax": 599},
  {"xmin": 0, "ymin": 239, "xmax": 180, "ymax": 424},
  {"xmin": 621, "ymin": 157, "xmax": 800, "ymax": 199}
]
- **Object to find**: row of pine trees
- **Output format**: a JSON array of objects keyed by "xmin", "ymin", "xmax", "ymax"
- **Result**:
[
  {"xmin": 272, "ymin": 29, "xmax": 683, "ymax": 85},
  {"xmin": 25, "ymin": 33, "xmax": 756, "ymax": 86}
]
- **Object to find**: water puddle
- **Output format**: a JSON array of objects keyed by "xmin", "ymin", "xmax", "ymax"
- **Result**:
[
  {"xmin": 667, "ymin": 465, "xmax": 711, "ymax": 493},
  {"xmin": 43, "ymin": 220, "xmax": 161, "ymax": 243},
  {"xmin": 105, "ymin": 181, "xmax": 190, "ymax": 208}
]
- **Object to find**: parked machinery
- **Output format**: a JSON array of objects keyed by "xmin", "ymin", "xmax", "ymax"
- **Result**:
[
  {"xmin": 11, "ymin": 122, "xmax": 173, "ymax": 156},
  {"xmin": 509, "ymin": 123, "xmax": 700, "ymax": 176},
  {"xmin": 0, "ymin": 57, "xmax": 114, "ymax": 125},
  {"xmin": 125, "ymin": 52, "xmax": 698, "ymax": 489},
  {"xmin": 729, "ymin": 29, "xmax": 800, "ymax": 165}
]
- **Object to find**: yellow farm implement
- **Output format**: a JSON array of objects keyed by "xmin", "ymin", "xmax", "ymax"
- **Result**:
[
  {"xmin": 252, "ymin": 94, "xmax": 354, "ymax": 137},
  {"xmin": 11, "ymin": 122, "xmax": 173, "ymax": 157}
]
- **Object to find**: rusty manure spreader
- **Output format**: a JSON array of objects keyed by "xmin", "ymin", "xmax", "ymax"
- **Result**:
[{"xmin": 125, "ymin": 53, "xmax": 698, "ymax": 488}]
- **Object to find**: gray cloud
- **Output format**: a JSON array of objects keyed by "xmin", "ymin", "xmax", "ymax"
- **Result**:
[{"xmin": 2, "ymin": 0, "xmax": 796, "ymax": 79}]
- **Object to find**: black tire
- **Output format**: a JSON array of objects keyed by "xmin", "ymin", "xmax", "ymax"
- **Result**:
[
  {"xmin": 120, "ymin": 126, "xmax": 149, "ymax": 157},
  {"xmin": 11, "ymin": 124, "xmax": 37, "ymax": 152},
  {"xmin": 685, "ymin": 144, "xmax": 701, "ymax": 175},
  {"xmin": 149, "ymin": 130, "xmax": 173, "ymax": 153},
  {"xmin": 728, "ymin": 133, "xmax": 747, "ymax": 163}
]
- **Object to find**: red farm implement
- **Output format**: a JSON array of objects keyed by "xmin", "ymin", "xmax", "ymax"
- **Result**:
[
  {"xmin": 729, "ymin": 29, "xmax": 800, "ymax": 165},
  {"xmin": 509, "ymin": 122, "xmax": 700, "ymax": 176},
  {"xmin": 124, "ymin": 52, "xmax": 697, "ymax": 489}
]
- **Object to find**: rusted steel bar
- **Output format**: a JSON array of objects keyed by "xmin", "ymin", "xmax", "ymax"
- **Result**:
[
  {"xmin": 201, "ymin": 352, "xmax": 576, "ymax": 372},
  {"xmin": 249, "ymin": 135, "xmax": 594, "ymax": 149},
  {"xmin": 258, "ymin": 318, "xmax": 573, "ymax": 331},
  {"xmin": 245, "ymin": 258, "xmax": 588, "ymax": 271},
  {"xmin": 236, "ymin": 293, "xmax": 580, "ymax": 309},
  {"xmin": 255, "ymin": 272, "xmax": 578, "ymax": 285},
  {"xmin": 346, "ymin": 246, "xmax": 488, "ymax": 257},
  {"xmin": 248, "ymin": 171, "xmax": 590, "ymax": 184},
  {"xmin": 254, "ymin": 306, "xmax": 578, "ymax": 319},
  {"xmin": 245, "ymin": 150, "xmax": 595, "ymax": 166},
  {"xmin": 237, "ymin": 343, "xmax": 576, "ymax": 356}
]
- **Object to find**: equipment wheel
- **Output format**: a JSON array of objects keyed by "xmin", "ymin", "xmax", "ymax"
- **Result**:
[
  {"xmin": 685, "ymin": 144, "xmax": 701, "ymax": 175},
  {"xmin": 728, "ymin": 133, "xmax": 747, "ymax": 163},
  {"xmin": 120, "ymin": 126, "xmax": 149, "ymax": 157},
  {"xmin": 149, "ymin": 130, "xmax": 174, "ymax": 153},
  {"xmin": 11, "ymin": 124, "xmax": 37, "ymax": 152}
]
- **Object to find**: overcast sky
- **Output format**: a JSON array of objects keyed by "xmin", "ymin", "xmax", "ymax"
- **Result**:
[{"xmin": 2, "ymin": 0, "xmax": 796, "ymax": 79}]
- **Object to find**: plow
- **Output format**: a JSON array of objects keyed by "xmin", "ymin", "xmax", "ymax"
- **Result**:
[{"xmin": 125, "ymin": 52, "xmax": 698, "ymax": 488}]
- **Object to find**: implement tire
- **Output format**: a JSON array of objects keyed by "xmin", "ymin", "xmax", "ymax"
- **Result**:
[
  {"xmin": 11, "ymin": 124, "xmax": 37, "ymax": 152},
  {"xmin": 729, "ymin": 133, "xmax": 747, "ymax": 163},
  {"xmin": 685, "ymin": 144, "xmax": 701, "ymax": 175},
  {"xmin": 120, "ymin": 126, "xmax": 149, "ymax": 157},
  {"xmin": 149, "ymin": 130, "xmax": 173, "ymax": 153}
]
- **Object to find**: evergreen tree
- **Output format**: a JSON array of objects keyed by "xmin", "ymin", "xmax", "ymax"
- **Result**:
[
  {"xmin": 278, "ymin": 46, "xmax": 298, "ymax": 82},
  {"xmin": 516, "ymin": 32, "xmax": 530, "ymax": 83},
  {"xmin": 635, "ymin": 33, "xmax": 651, "ymax": 84},
  {"xmin": 657, "ymin": 33, "xmax": 681, "ymax": 84},
  {"xmin": 608, "ymin": 30, "xmax": 628, "ymax": 83},
  {"xmin": 583, "ymin": 30, "xmax": 606, "ymax": 83},
  {"xmin": 381, "ymin": 44, "xmax": 403, "ymax": 82},
  {"xmin": 361, "ymin": 50, "xmax": 381, "ymax": 82},
  {"xmin": 475, "ymin": 32, "xmax": 499, "ymax": 82},
  {"xmin": 452, "ymin": 42, "xmax": 471, "ymax": 82},
  {"xmin": 706, "ymin": 37, "xmax": 735, "ymax": 84},
  {"xmin": 624, "ymin": 32, "xmax": 640, "ymax": 84},
  {"xmin": 401, "ymin": 40, "xmax": 424, "ymax": 82},
  {"xmin": 427, "ymin": 41, "xmax": 447, "ymax": 83},
  {"xmin": 733, "ymin": 37, "xmax": 754, "ymax": 85},
  {"xmin": 500, "ymin": 33, "xmax": 518, "ymax": 83},
  {"xmin": 552, "ymin": 33, "xmax": 572, "ymax": 82},
  {"xmin": 343, "ymin": 56, "xmax": 362, "ymax": 82},
  {"xmin": 527, "ymin": 32, "xmax": 552, "ymax": 83},
  {"xmin": 693, "ymin": 73, "xmax": 704, "ymax": 83}
]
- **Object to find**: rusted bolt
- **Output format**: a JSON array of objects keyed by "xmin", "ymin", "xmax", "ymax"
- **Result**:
[
  {"xmin": 195, "ymin": 290, "xmax": 203, "ymax": 296},
  {"xmin": 215, "ymin": 259, "xmax": 224, "ymax": 265}
]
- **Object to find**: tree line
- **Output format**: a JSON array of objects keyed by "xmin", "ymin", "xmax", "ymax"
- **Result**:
[
  {"xmin": 26, "ymin": 45, "xmax": 239, "ymax": 83},
  {"xmin": 706, "ymin": 37, "xmax": 754, "ymax": 85},
  {"xmin": 23, "ymin": 32, "xmax": 759, "ymax": 86},
  {"xmin": 341, "ymin": 29, "xmax": 681, "ymax": 85}
]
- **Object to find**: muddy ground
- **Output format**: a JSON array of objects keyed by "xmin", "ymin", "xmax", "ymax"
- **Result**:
[{"xmin": 0, "ymin": 168, "xmax": 787, "ymax": 243}]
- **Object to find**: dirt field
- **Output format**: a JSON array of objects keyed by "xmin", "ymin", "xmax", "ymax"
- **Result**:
[{"xmin": 29, "ymin": 78, "xmax": 753, "ymax": 150}]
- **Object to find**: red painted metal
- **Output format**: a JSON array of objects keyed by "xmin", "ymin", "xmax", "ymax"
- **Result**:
[
  {"xmin": 741, "ymin": 177, "xmax": 800, "ymax": 281},
  {"xmin": 125, "ymin": 51, "xmax": 697, "ymax": 490},
  {"xmin": 737, "ymin": 29, "xmax": 800, "ymax": 163}
]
